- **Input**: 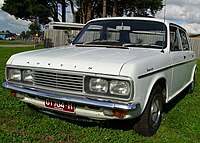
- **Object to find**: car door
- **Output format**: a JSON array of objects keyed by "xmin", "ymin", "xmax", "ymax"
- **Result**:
[
  {"xmin": 179, "ymin": 28, "xmax": 196, "ymax": 85},
  {"xmin": 169, "ymin": 25, "xmax": 187, "ymax": 98}
]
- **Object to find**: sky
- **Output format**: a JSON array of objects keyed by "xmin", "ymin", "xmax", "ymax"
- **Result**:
[
  {"xmin": 0, "ymin": 0, "xmax": 30, "ymax": 34},
  {"xmin": 0, "ymin": 0, "xmax": 200, "ymax": 34},
  {"xmin": 155, "ymin": 0, "xmax": 200, "ymax": 34}
]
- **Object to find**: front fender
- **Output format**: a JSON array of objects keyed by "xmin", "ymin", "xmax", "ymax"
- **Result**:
[{"xmin": 137, "ymin": 72, "xmax": 168, "ymax": 113}]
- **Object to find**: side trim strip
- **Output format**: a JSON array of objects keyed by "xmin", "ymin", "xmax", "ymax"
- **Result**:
[{"xmin": 138, "ymin": 59, "xmax": 196, "ymax": 79}]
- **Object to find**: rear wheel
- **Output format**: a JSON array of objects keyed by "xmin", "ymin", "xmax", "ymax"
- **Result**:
[{"xmin": 134, "ymin": 85, "xmax": 163, "ymax": 136}]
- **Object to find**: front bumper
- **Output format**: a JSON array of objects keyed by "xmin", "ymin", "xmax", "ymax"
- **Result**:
[{"xmin": 2, "ymin": 82, "xmax": 141, "ymax": 120}]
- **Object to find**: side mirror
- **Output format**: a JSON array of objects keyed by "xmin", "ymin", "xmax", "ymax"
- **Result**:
[{"xmin": 67, "ymin": 37, "xmax": 75, "ymax": 44}]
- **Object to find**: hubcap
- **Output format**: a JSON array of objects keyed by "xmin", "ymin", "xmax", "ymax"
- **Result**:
[{"xmin": 150, "ymin": 94, "xmax": 161, "ymax": 128}]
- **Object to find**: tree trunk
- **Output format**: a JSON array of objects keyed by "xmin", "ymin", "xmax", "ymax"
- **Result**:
[
  {"xmin": 86, "ymin": 0, "xmax": 92, "ymax": 22},
  {"xmin": 103, "ymin": 0, "xmax": 107, "ymax": 17},
  {"xmin": 61, "ymin": 0, "xmax": 66, "ymax": 22},
  {"xmin": 78, "ymin": 0, "xmax": 86, "ymax": 24},
  {"xmin": 82, "ymin": 2, "xmax": 86, "ymax": 23},
  {"xmin": 50, "ymin": 1, "xmax": 60, "ymax": 22},
  {"xmin": 112, "ymin": 0, "xmax": 118, "ymax": 17}
]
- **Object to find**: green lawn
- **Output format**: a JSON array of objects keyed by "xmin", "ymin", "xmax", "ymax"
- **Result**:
[
  {"xmin": 0, "ymin": 40, "xmax": 25, "ymax": 45},
  {"xmin": 0, "ymin": 47, "xmax": 200, "ymax": 143},
  {"xmin": 0, "ymin": 40, "xmax": 42, "ymax": 46}
]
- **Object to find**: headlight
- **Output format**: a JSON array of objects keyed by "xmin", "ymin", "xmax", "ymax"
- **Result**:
[
  {"xmin": 89, "ymin": 78, "xmax": 108, "ymax": 93},
  {"xmin": 8, "ymin": 69, "xmax": 21, "ymax": 81},
  {"xmin": 110, "ymin": 80, "xmax": 130, "ymax": 96},
  {"xmin": 22, "ymin": 70, "xmax": 33, "ymax": 82}
]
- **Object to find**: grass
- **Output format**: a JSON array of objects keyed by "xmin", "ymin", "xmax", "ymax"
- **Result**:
[
  {"xmin": 0, "ymin": 46, "xmax": 200, "ymax": 143},
  {"xmin": 0, "ymin": 40, "xmax": 26, "ymax": 45},
  {"xmin": 0, "ymin": 40, "xmax": 43, "ymax": 46}
]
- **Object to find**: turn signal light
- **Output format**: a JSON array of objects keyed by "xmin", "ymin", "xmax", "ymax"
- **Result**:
[
  {"xmin": 112, "ymin": 110, "xmax": 126, "ymax": 117},
  {"xmin": 104, "ymin": 109, "xmax": 126, "ymax": 117}
]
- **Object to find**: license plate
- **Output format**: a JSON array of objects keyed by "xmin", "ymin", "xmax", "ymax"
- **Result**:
[{"xmin": 45, "ymin": 99, "xmax": 75, "ymax": 113}]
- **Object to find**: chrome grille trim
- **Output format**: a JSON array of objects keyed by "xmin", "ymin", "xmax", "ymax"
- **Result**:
[
  {"xmin": 33, "ymin": 70, "xmax": 83, "ymax": 92},
  {"xmin": 6, "ymin": 66, "xmax": 133, "ymax": 101}
]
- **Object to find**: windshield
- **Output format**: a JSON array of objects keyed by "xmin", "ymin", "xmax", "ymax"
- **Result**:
[{"xmin": 73, "ymin": 19, "xmax": 167, "ymax": 49}]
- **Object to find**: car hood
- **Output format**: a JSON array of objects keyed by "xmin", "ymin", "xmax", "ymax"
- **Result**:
[{"xmin": 8, "ymin": 46, "xmax": 160, "ymax": 75}]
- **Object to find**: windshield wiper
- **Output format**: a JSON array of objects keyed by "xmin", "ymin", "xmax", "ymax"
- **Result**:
[
  {"xmin": 74, "ymin": 43, "xmax": 129, "ymax": 49},
  {"xmin": 123, "ymin": 43, "xmax": 163, "ymax": 49}
]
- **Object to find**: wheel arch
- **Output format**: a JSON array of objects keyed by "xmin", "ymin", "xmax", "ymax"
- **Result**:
[
  {"xmin": 190, "ymin": 64, "xmax": 197, "ymax": 82},
  {"xmin": 142, "ymin": 77, "xmax": 167, "ymax": 113},
  {"xmin": 153, "ymin": 78, "xmax": 167, "ymax": 102}
]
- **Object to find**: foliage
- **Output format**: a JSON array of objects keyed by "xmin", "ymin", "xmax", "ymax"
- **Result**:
[
  {"xmin": 28, "ymin": 21, "xmax": 41, "ymax": 36},
  {"xmin": 2, "ymin": 0, "xmax": 163, "ymax": 24},
  {"xmin": 0, "ymin": 46, "xmax": 200, "ymax": 142},
  {"xmin": 2, "ymin": 0, "xmax": 50, "ymax": 24},
  {"xmin": 120, "ymin": 0, "xmax": 163, "ymax": 17},
  {"xmin": 20, "ymin": 31, "xmax": 31, "ymax": 40},
  {"xmin": 76, "ymin": 0, "xmax": 163, "ymax": 23},
  {"xmin": 2, "ymin": 0, "xmax": 69, "ymax": 24}
]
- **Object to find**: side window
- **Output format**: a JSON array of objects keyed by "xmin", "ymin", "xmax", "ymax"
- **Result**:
[
  {"xmin": 170, "ymin": 26, "xmax": 181, "ymax": 51},
  {"xmin": 179, "ymin": 29, "xmax": 190, "ymax": 51}
]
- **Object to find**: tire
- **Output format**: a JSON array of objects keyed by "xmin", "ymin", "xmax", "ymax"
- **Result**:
[{"xmin": 134, "ymin": 85, "xmax": 163, "ymax": 136}]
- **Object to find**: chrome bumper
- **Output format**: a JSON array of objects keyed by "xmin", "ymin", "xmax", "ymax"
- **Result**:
[
  {"xmin": 2, "ymin": 82, "xmax": 141, "ymax": 120},
  {"xmin": 3, "ymin": 82, "xmax": 139, "ymax": 110}
]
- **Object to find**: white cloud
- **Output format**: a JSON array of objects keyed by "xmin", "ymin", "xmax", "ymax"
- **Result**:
[
  {"xmin": 0, "ymin": 10, "xmax": 30, "ymax": 34},
  {"xmin": 167, "ymin": 0, "xmax": 200, "ymax": 6},
  {"xmin": 0, "ymin": 0, "xmax": 3, "ymax": 8},
  {"xmin": 0, "ymin": 0, "xmax": 30, "ymax": 33},
  {"xmin": 181, "ymin": 23, "xmax": 200, "ymax": 34},
  {"xmin": 156, "ymin": 0, "xmax": 200, "ymax": 34}
]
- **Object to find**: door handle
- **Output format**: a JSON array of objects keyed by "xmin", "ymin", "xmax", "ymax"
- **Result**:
[{"xmin": 183, "ymin": 56, "xmax": 186, "ymax": 59}]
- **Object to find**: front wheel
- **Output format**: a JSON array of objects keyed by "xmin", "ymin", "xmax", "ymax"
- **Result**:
[{"xmin": 134, "ymin": 85, "xmax": 163, "ymax": 136}]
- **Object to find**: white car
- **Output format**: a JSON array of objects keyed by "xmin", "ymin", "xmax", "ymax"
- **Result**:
[
  {"xmin": 6, "ymin": 37, "xmax": 14, "ymax": 40},
  {"xmin": 3, "ymin": 17, "xmax": 197, "ymax": 136}
]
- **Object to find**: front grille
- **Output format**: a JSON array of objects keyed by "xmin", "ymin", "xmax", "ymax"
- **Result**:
[{"xmin": 33, "ymin": 70, "xmax": 83, "ymax": 92}]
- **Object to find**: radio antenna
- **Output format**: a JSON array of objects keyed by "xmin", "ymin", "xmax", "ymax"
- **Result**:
[
  {"xmin": 163, "ymin": 0, "xmax": 167, "ymax": 23},
  {"xmin": 161, "ymin": 0, "xmax": 167, "ymax": 53}
]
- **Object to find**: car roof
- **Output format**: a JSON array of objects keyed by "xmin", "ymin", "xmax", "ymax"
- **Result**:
[{"xmin": 88, "ymin": 17, "xmax": 166, "ymax": 24}]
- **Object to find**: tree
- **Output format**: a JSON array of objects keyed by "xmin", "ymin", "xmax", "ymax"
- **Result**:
[
  {"xmin": 76, "ymin": 0, "xmax": 163, "ymax": 23},
  {"xmin": 47, "ymin": 0, "xmax": 60, "ymax": 22},
  {"xmin": 2, "ymin": 0, "xmax": 69, "ymax": 24},
  {"xmin": 6, "ymin": 30, "xmax": 11, "ymax": 34},
  {"xmin": 29, "ymin": 21, "xmax": 41, "ymax": 36},
  {"xmin": 61, "ymin": 0, "xmax": 66, "ymax": 22},
  {"xmin": 2, "ymin": 0, "xmax": 51, "ymax": 24},
  {"xmin": 86, "ymin": 0, "xmax": 93, "ymax": 22},
  {"xmin": 57, "ymin": 0, "xmax": 70, "ymax": 22},
  {"xmin": 76, "ymin": 0, "xmax": 100, "ymax": 23},
  {"xmin": 112, "ymin": 0, "xmax": 118, "ymax": 17},
  {"xmin": 2, "ymin": 0, "xmax": 163, "ymax": 24},
  {"xmin": 2, "ymin": 0, "xmax": 31, "ymax": 20},
  {"xmin": 120, "ymin": 0, "xmax": 163, "ymax": 17},
  {"xmin": 102, "ymin": 0, "xmax": 107, "ymax": 17}
]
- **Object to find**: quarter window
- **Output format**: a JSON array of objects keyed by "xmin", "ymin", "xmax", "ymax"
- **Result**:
[
  {"xmin": 170, "ymin": 26, "xmax": 181, "ymax": 51},
  {"xmin": 179, "ymin": 29, "xmax": 190, "ymax": 51}
]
